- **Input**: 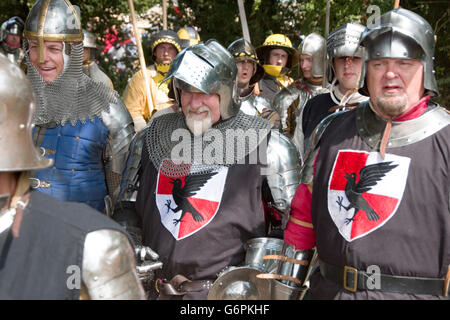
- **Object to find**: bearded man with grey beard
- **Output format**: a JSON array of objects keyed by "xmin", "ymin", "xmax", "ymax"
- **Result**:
[
  {"xmin": 112, "ymin": 40, "xmax": 303, "ymax": 300},
  {"xmin": 284, "ymin": 8, "xmax": 450, "ymax": 300}
]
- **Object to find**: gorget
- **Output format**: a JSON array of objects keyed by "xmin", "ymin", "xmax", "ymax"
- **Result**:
[
  {"xmin": 238, "ymin": 87, "xmax": 271, "ymax": 116},
  {"xmin": 356, "ymin": 101, "xmax": 450, "ymax": 149},
  {"xmin": 145, "ymin": 111, "xmax": 273, "ymax": 177},
  {"xmin": 25, "ymin": 42, "xmax": 118, "ymax": 126}
]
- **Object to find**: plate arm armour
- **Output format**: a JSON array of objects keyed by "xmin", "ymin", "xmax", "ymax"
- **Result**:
[
  {"xmin": 82, "ymin": 229, "xmax": 146, "ymax": 299},
  {"xmin": 101, "ymin": 101, "xmax": 135, "ymax": 204},
  {"xmin": 265, "ymin": 131, "xmax": 302, "ymax": 229},
  {"xmin": 112, "ymin": 128, "xmax": 147, "ymax": 244}
]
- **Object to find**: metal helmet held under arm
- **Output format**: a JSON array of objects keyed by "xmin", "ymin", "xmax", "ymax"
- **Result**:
[
  {"xmin": 162, "ymin": 39, "xmax": 239, "ymax": 120},
  {"xmin": 299, "ymin": 33, "xmax": 326, "ymax": 78},
  {"xmin": 1, "ymin": 16, "xmax": 25, "ymax": 42},
  {"xmin": 326, "ymin": 22, "xmax": 365, "ymax": 83},
  {"xmin": 177, "ymin": 26, "xmax": 200, "ymax": 49},
  {"xmin": 0, "ymin": 54, "xmax": 52, "ymax": 171},
  {"xmin": 358, "ymin": 7, "xmax": 439, "ymax": 97},
  {"xmin": 23, "ymin": 0, "xmax": 83, "ymax": 63},
  {"xmin": 256, "ymin": 33, "xmax": 299, "ymax": 70},
  {"xmin": 227, "ymin": 38, "xmax": 265, "ymax": 85}
]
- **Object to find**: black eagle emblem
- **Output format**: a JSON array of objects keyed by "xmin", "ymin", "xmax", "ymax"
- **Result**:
[
  {"xmin": 336, "ymin": 161, "xmax": 398, "ymax": 225},
  {"xmin": 165, "ymin": 171, "xmax": 218, "ymax": 225}
]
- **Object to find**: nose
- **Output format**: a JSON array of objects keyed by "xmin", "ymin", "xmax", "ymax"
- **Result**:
[
  {"xmin": 384, "ymin": 62, "xmax": 398, "ymax": 79},
  {"xmin": 344, "ymin": 57, "xmax": 353, "ymax": 67},
  {"xmin": 189, "ymin": 92, "xmax": 204, "ymax": 109}
]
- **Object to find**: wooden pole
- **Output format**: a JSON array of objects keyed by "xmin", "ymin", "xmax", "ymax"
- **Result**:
[
  {"xmin": 237, "ymin": 0, "xmax": 251, "ymax": 43},
  {"xmin": 162, "ymin": 0, "xmax": 168, "ymax": 30},
  {"xmin": 322, "ymin": 0, "xmax": 330, "ymax": 88},
  {"xmin": 394, "ymin": 0, "xmax": 400, "ymax": 9},
  {"xmin": 127, "ymin": 0, "xmax": 156, "ymax": 118}
]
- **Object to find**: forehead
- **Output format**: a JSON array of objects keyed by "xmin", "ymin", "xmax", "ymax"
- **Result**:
[
  {"xmin": 368, "ymin": 57, "xmax": 421, "ymax": 64},
  {"xmin": 155, "ymin": 42, "xmax": 177, "ymax": 50},
  {"xmin": 236, "ymin": 59, "xmax": 255, "ymax": 64},
  {"xmin": 28, "ymin": 40, "xmax": 63, "ymax": 48},
  {"xmin": 270, "ymin": 48, "xmax": 288, "ymax": 56},
  {"xmin": 300, "ymin": 54, "xmax": 312, "ymax": 59}
]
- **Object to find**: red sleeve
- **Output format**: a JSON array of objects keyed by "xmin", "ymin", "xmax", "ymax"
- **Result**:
[
  {"xmin": 284, "ymin": 184, "xmax": 316, "ymax": 250},
  {"xmin": 284, "ymin": 149, "xmax": 320, "ymax": 250}
]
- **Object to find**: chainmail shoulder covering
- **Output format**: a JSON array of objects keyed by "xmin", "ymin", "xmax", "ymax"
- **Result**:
[
  {"xmin": 145, "ymin": 111, "xmax": 273, "ymax": 177},
  {"xmin": 25, "ymin": 42, "xmax": 119, "ymax": 126}
]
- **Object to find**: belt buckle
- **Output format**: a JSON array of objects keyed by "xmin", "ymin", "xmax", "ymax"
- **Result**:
[{"xmin": 343, "ymin": 265, "xmax": 358, "ymax": 292}]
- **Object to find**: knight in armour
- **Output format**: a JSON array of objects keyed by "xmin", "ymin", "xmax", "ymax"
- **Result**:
[
  {"xmin": 227, "ymin": 38, "xmax": 281, "ymax": 129},
  {"xmin": 0, "ymin": 16, "xmax": 25, "ymax": 68},
  {"xmin": 113, "ymin": 40, "xmax": 302, "ymax": 300},
  {"xmin": 23, "ymin": 0, "xmax": 134, "ymax": 213},
  {"xmin": 273, "ymin": 33, "xmax": 330, "ymax": 156},
  {"xmin": 285, "ymin": 8, "xmax": 450, "ymax": 300}
]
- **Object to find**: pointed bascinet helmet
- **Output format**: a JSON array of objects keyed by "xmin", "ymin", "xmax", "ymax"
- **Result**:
[
  {"xmin": 358, "ymin": 7, "xmax": 439, "ymax": 97},
  {"xmin": 0, "ymin": 53, "xmax": 53, "ymax": 171},
  {"xmin": 23, "ymin": 0, "xmax": 83, "ymax": 63}
]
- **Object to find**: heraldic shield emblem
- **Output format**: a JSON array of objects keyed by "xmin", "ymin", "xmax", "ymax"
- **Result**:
[
  {"xmin": 156, "ymin": 163, "xmax": 228, "ymax": 240},
  {"xmin": 327, "ymin": 150, "xmax": 411, "ymax": 242}
]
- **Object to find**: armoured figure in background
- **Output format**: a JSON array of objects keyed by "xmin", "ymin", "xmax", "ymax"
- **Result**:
[
  {"xmin": 0, "ymin": 16, "xmax": 25, "ymax": 67},
  {"xmin": 177, "ymin": 26, "xmax": 200, "ymax": 50},
  {"xmin": 82, "ymin": 29, "xmax": 114, "ymax": 89},
  {"xmin": 23, "ymin": 0, "xmax": 134, "ymax": 213},
  {"xmin": 285, "ymin": 8, "xmax": 450, "ymax": 300},
  {"xmin": 301, "ymin": 23, "xmax": 368, "ymax": 152},
  {"xmin": 113, "ymin": 40, "xmax": 301, "ymax": 300},
  {"xmin": 273, "ymin": 33, "xmax": 329, "ymax": 156},
  {"xmin": 227, "ymin": 38, "xmax": 281, "ymax": 129},
  {"xmin": 256, "ymin": 34, "xmax": 299, "ymax": 103},
  {"xmin": 122, "ymin": 29, "xmax": 182, "ymax": 130},
  {"xmin": 0, "ymin": 54, "xmax": 145, "ymax": 300}
]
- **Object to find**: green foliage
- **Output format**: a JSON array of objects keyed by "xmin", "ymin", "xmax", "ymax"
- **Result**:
[{"xmin": 0, "ymin": 0, "xmax": 448, "ymax": 105}]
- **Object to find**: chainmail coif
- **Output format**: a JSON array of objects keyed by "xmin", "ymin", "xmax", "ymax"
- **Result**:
[
  {"xmin": 145, "ymin": 111, "xmax": 273, "ymax": 177},
  {"xmin": 25, "ymin": 42, "xmax": 119, "ymax": 126}
]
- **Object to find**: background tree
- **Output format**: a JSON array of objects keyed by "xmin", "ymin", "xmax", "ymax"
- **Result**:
[{"xmin": 0, "ymin": 0, "xmax": 448, "ymax": 106}]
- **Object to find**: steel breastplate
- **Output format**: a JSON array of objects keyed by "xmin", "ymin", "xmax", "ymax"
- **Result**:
[{"xmin": 356, "ymin": 101, "xmax": 450, "ymax": 149}]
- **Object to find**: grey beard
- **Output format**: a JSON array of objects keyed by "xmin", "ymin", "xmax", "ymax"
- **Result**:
[
  {"xmin": 186, "ymin": 116, "xmax": 213, "ymax": 136},
  {"xmin": 375, "ymin": 94, "xmax": 409, "ymax": 118}
]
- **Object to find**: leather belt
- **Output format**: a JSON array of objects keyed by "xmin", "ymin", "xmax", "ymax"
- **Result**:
[
  {"xmin": 319, "ymin": 260, "xmax": 450, "ymax": 297},
  {"xmin": 156, "ymin": 274, "xmax": 214, "ymax": 299}
]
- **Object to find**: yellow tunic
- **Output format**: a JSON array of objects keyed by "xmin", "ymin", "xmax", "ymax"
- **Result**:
[{"xmin": 122, "ymin": 63, "xmax": 173, "ymax": 126}]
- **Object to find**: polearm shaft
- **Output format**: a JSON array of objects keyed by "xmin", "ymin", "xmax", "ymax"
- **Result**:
[
  {"xmin": 394, "ymin": 0, "xmax": 400, "ymax": 9},
  {"xmin": 237, "ymin": 0, "xmax": 251, "ymax": 43},
  {"xmin": 322, "ymin": 0, "xmax": 330, "ymax": 88},
  {"xmin": 162, "ymin": 0, "xmax": 168, "ymax": 30},
  {"xmin": 127, "ymin": 0, "xmax": 156, "ymax": 119}
]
